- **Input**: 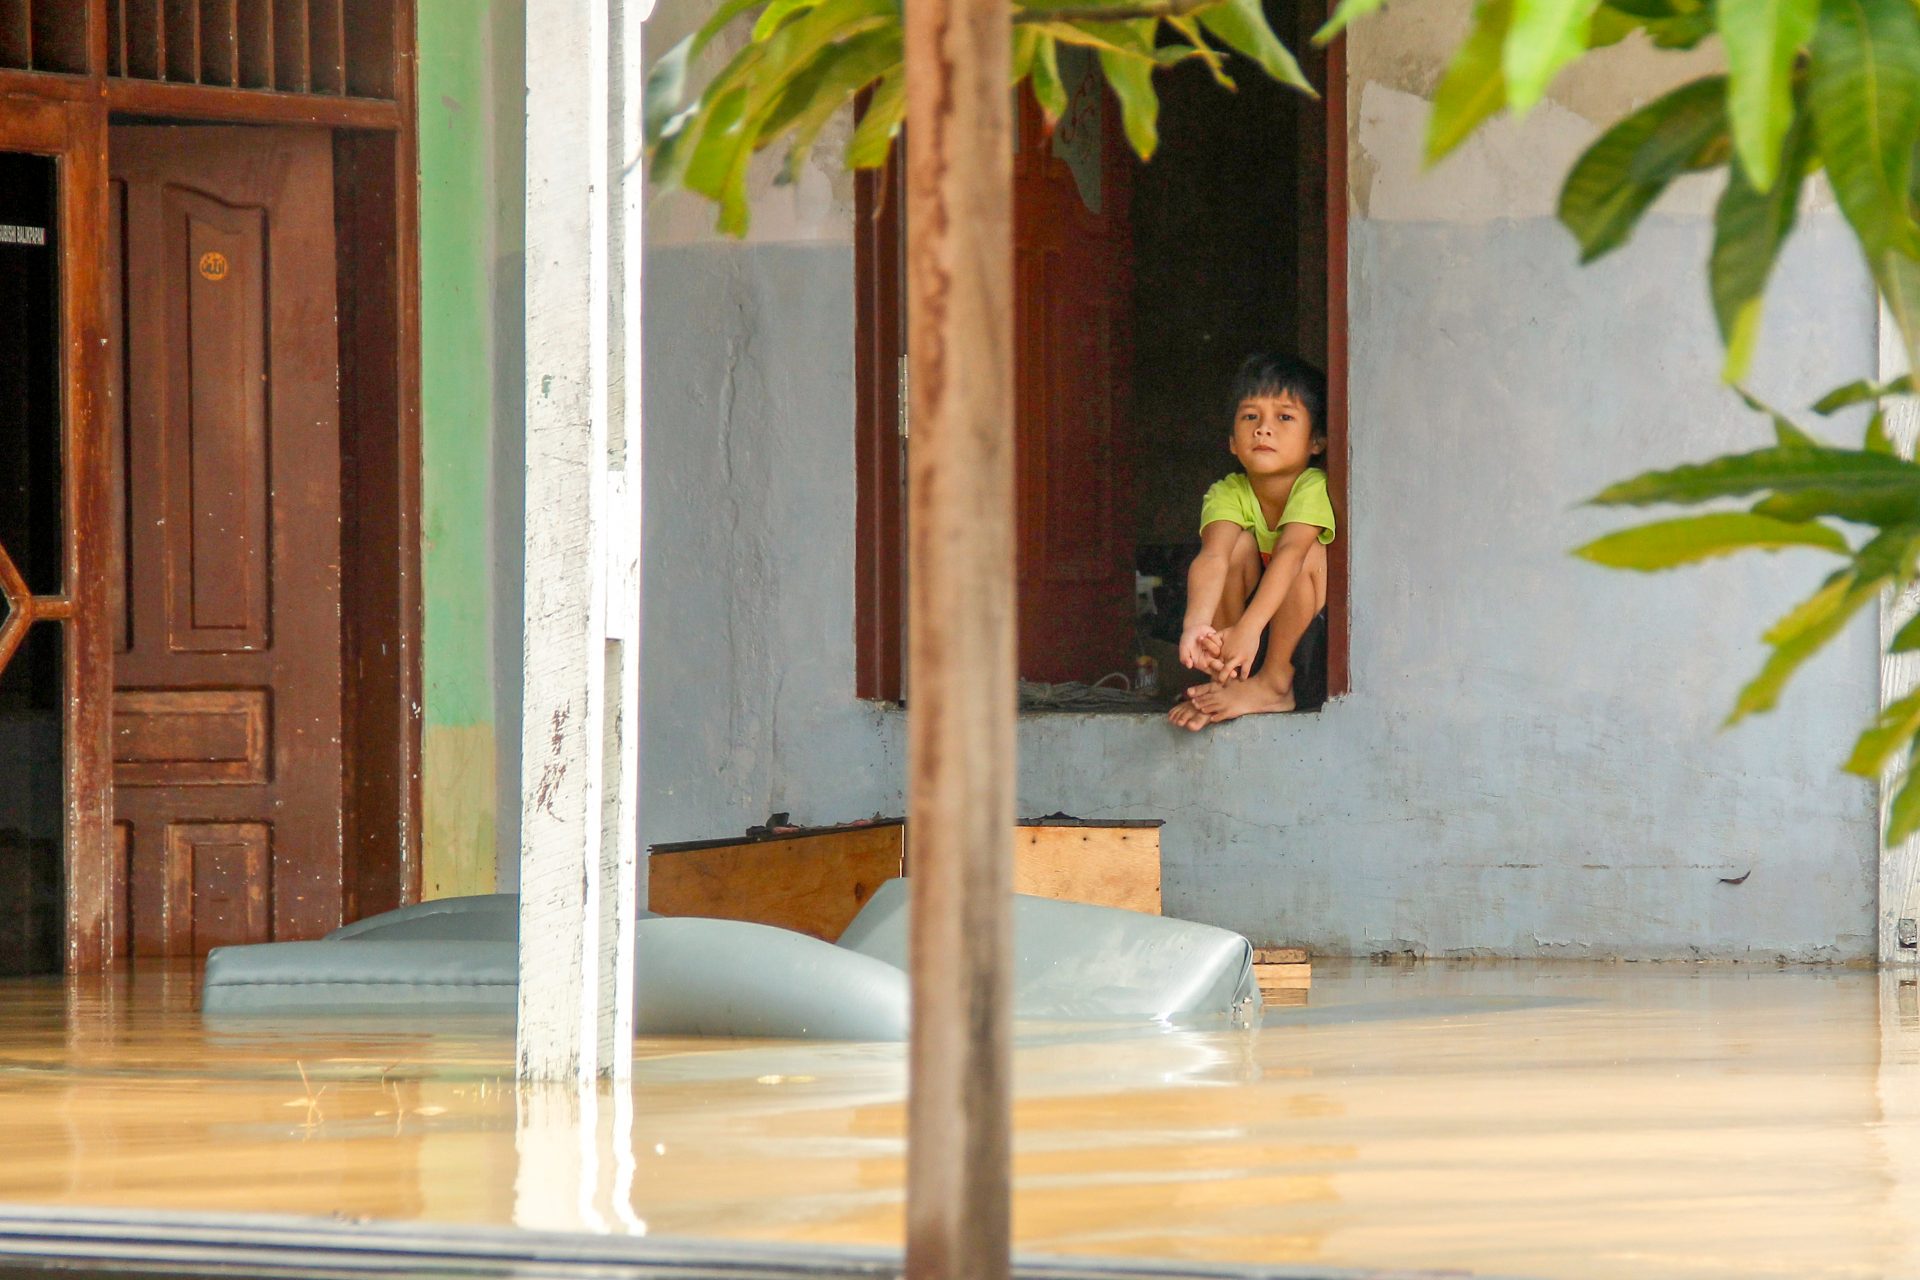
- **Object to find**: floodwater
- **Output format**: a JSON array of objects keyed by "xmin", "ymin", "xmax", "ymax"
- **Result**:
[{"xmin": 0, "ymin": 960, "xmax": 1915, "ymax": 1278}]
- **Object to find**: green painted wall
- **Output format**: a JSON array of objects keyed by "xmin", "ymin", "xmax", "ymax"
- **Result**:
[{"xmin": 415, "ymin": 0, "xmax": 524, "ymax": 897}]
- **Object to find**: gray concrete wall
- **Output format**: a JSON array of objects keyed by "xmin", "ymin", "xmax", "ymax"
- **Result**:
[{"xmin": 633, "ymin": 0, "xmax": 1882, "ymax": 957}]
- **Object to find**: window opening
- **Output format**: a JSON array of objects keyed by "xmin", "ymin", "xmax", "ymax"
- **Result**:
[{"xmin": 855, "ymin": 3, "xmax": 1345, "ymax": 711}]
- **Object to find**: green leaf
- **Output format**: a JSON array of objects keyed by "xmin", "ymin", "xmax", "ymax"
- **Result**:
[
  {"xmin": 1591, "ymin": 445, "xmax": 1920, "ymax": 506},
  {"xmin": 1738, "ymin": 386, "xmax": 1815, "ymax": 447},
  {"xmin": 1589, "ymin": 5, "xmax": 1640, "ymax": 46},
  {"xmin": 1815, "ymin": 375, "xmax": 1915, "ymax": 412},
  {"xmin": 1429, "ymin": 0, "xmax": 1514, "ymax": 162},
  {"xmin": 1808, "ymin": 0, "xmax": 1920, "ymax": 259},
  {"xmin": 682, "ymin": 84, "xmax": 751, "ymax": 202},
  {"xmin": 1168, "ymin": 16, "xmax": 1233, "ymax": 89},
  {"xmin": 1710, "ymin": 111, "xmax": 1813, "ymax": 381},
  {"xmin": 1557, "ymin": 76, "xmax": 1728, "ymax": 261},
  {"xmin": 1891, "ymin": 610, "xmax": 1920, "ymax": 651},
  {"xmin": 1030, "ymin": 34, "xmax": 1068, "ymax": 121},
  {"xmin": 752, "ymin": 0, "xmax": 825, "ymax": 41},
  {"xmin": 1732, "ymin": 573, "xmax": 1881, "ymax": 720},
  {"xmin": 1750, "ymin": 482, "xmax": 1920, "ymax": 523},
  {"xmin": 645, "ymin": 36, "xmax": 694, "ymax": 145},
  {"xmin": 1890, "ymin": 766, "xmax": 1920, "ymax": 842},
  {"xmin": 1197, "ymin": 0, "xmax": 1314, "ymax": 95},
  {"xmin": 1574, "ymin": 512, "xmax": 1849, "ymax": 569},
  {"xmin": 847, "ymin": 66, "xmax": 905, "ymax": 168},
  {"xmin": 695, "ymin": 0, "xmax": 773, "ymax": 57},
  {"xmin": 1026, "ymin": 19, "xmax": 1156, "ymax": 62},
  {"xmin": 1013, "ymin": 24, "xmax": 1041, "ymax": 82},
  {"xmin": 1867, "ymin": 410, "xmax": 1897, "ymax": 455},
  {"xmin": 1505, "ymin": 0, "xmax": 1598, "ymax": 112},
  {"xmin": 1316, "ymin": 0, "xmax": 1389, "ymax": 44},
  {"xmin": 1846, "ymin": 685, "xmax": 1920, "ymax": 775},
  {"xmin": 769, "ymin": 31, "xmax": 903, "ymax": 184},
  {"xmin": 705, "ymin": 0, "xmax": 903, "ymax": 231},
  {"xmin": 1098, "ymin": 43, "xmax": 1161, "ymax": 158},
  {"xmin": 1718, "ymin": 0, "xmax": 1820, "ymax": 191},
  {"xmin": 1810, "ymin": 0, "xmax": 1920, "ymax": 370}
]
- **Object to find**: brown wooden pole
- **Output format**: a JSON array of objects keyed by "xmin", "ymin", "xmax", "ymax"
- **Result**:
[{"xmin": 902, "ymin": 0, "xmax": 1014, "ymax": 1262}]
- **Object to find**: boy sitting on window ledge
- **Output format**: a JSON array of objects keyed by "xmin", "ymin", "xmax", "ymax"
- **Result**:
[{"xmin": 1168, "ymin": 353, "xmax": 1336, "ymax": 731}]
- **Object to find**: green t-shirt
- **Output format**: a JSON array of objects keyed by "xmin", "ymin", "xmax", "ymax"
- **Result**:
[{"xmin": 1198, "ymin": 468, "xmax": 1336, "ymax": 555}]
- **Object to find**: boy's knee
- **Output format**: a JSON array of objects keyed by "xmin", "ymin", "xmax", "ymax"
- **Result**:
[{"xmin": 1231, "ymin": 529, "xmax": 1260, "ymax": 564}]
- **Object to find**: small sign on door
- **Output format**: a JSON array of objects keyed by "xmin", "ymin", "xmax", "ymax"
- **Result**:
[{"xmin": 0, "ymin": 224, "xmax": 46, "ymax": 247}]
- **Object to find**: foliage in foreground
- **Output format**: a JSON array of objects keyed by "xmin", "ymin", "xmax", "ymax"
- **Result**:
[
  {"xmin": 650, "ymin": 0, "xmax": 1920, "ymax": 841},
  {"xmin": 643, "ymin": 0, "xmax": 1315, "ymax": 236}
]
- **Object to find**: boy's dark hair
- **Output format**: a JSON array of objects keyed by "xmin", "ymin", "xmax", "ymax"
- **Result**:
[{"xmin": 1229, "ymin": 352, "xmax": 1327, "ymax": 437}]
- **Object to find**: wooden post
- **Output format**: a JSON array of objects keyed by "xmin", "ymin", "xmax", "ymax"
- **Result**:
[
  {"xmin": 517, "ymin": 0, "xmax": 645, "ymax": 1082},
  {"xmin": 903, "ymin": 0, "xmax": 1015, "ymax": 1268}
]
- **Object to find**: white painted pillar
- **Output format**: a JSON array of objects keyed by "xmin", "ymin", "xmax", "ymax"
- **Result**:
[
  {"xmin": 1880, "ymin": 307, "xmax": 1920, "ymax": 965},
  {"xmin": 519, "ymin": 0, "xmax": 646, "ymax": 1082}
]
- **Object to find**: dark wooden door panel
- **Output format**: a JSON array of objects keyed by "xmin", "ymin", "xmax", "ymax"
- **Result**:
[
  {"xmin": 166, "ymin": 187, "xmax": 271, "ymax": 653},
  {"xmin": 109, "ymin": 125, "xmax": 343, "ymax": 959},
  {"xmin": 1013, "ymin": 56, "xmax": 1134, "ymax": 684}
]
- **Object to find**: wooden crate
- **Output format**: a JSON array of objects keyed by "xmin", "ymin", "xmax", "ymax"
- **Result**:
[
  {"xmin": 1006, "ymin": 821, "xmax": 1161, "ymax": 915},
  {"xmin": 649, "ymin": 817, "xmax": 1164, "ymax": 940},
  {"xmin": 647, "ymin": 822, "xmax": 904, "ymax": 942}
]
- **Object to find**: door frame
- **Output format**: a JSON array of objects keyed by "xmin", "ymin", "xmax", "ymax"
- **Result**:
[
  {"xmin": 0, "ymin": 93, "xmax": 113, "ymax": 973},
  {"xmin": 0, "ymin": 2, "xmax": 423, "ymax": 972}
]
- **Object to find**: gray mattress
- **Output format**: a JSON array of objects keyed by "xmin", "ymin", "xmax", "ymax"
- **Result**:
[{"xmin": 201, "ymin": 879, "xmax": 1258, "ymax": 1036}]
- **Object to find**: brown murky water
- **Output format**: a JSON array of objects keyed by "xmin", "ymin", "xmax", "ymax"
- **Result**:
[{"xmin": 0, "ymin": 961, "xmax": 1913, "ymax": 1278}]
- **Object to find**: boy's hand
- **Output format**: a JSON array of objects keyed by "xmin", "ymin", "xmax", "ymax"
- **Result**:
[
  {"xmin": 1178, "ymin": 624, "xmax": 1220, "ymax": 672},
  {"xmin": 1212, "ymin": 623, "xmax": 1261, "ymax": 682}
]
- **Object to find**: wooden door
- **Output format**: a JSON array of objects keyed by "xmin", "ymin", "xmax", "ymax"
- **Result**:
[
  {"xmin": 107, "ymin": 127, "xmax": 344, "ymax": 960},
  {"xmin": 1014, "ymin": 52, "xmax": 1135, "ymax": 684}
]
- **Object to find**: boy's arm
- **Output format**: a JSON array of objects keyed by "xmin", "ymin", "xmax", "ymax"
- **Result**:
[
  {"xmin": 1180, "ymin": 521, "xmax": 1246, "ymax": 671},
  {"xmin": 1213, "ymin": 522, "xmax": 1320, "ymax": 680}
]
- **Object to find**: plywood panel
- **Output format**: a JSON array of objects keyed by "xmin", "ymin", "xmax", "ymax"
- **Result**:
[
  {"xmin": 112, "ymin": 687, "xmax": 269, "ymax": 785},
  {"xmin": 1009, "ymin": 825, "xmax": 1160, "ymax": 914},
  {"xmin": 649, "ymin": 826, "xmax": 905, "ymax": 942}
]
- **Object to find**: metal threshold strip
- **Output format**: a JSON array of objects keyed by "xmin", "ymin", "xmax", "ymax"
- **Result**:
[{"xmin": 0, "ymin": 1206, "xmax": 1511, "ymax": 1280}]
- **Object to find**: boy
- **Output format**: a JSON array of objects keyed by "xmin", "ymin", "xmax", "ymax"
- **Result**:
[{"xmin": 1168, "ymin": 353, "xmax": 1335, "ymax": 731}]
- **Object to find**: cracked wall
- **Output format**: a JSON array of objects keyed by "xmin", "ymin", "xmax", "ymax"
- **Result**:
[{"xmin": 631, "ymin": 0, "xmax": 1881, "ymax": 957}]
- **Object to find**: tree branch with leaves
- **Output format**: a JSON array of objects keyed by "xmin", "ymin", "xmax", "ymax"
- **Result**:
[{"xmin": 642, "ymin": 0, "xmax": 1318, "ymax": 236}]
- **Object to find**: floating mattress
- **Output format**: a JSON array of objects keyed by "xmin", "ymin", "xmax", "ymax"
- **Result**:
[
  {"xmin": 838, "ymin": 879, "xmax": 1259, "ymax": 1023},
  {"xmin": 201, "ymin": 880, "xmax": 1256, "ymax": 1033},
  {"xmin": 202, "ymin": 895, "xmax": 905, "ymax": 1038}
]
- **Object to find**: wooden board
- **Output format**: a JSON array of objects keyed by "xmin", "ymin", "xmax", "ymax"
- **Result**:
[
  {"xmin": 648, "ymin": 825, "xmax": 906, "ymax": 942},
  {"xmin": 1008, "ymin": 825, "xmax": 1159, "ymax": 915},
  {"xmin": 650, "ymin": 819, "xmax": 1166, "ymax": 936}
]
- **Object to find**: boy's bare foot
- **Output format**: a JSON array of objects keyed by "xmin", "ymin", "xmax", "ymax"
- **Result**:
[
  {"xmin": 1178, "ymin": 676, "xmax": 1296, "ymax": 728},
  {"xmin": 1167, "ymin": 697, "xmax": 1214, "ymax": 732}
]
